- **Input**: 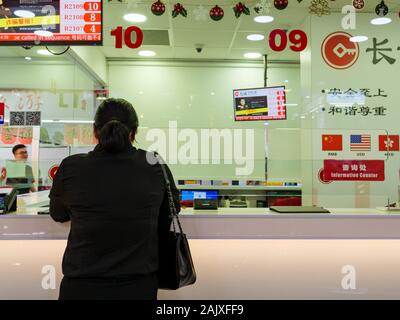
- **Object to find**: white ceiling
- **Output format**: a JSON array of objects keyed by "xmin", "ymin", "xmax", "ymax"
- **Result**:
[{"xmin": 0, "ymin": 0, "xmax": 400, "ymax": 61}]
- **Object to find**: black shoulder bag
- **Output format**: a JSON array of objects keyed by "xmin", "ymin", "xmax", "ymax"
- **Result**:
[{"xmin": 156, "ymin": 153, "xmax": 197, "ymax": 290}]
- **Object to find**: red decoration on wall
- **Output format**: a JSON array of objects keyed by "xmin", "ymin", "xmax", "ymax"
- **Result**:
[
  {"xmin": 352, "ymin": 0, "xmax": 364, "ymax": 10},
  {"xmin": 172, "ymin": 3, "xmax": 187, "ymax": 18},
  {"xmin": 0, "ymin": 126, "xmax": 17, "ymax": 144},
  {"xmin": 210, "ymin": 5, "xmax": 224, "ymax": 21},
  {"xmin": 17, "ymin": 127, "xmax": 33, "ymax": 145},
  {"xmin": 233, "ymin": 2, "xmax": 250, "ymax": 18},
  {"xmin": 274, "ymin": 0, "xmax": 288, "ymax": 10},
  {"xmin": 151, "ymin": 0, "xmax": 166, "ymax": 16}
]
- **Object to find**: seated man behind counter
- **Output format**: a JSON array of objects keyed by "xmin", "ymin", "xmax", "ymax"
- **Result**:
[{"xmin": 0, "ymin": 144, "xmax": 37, "ymax": 194}]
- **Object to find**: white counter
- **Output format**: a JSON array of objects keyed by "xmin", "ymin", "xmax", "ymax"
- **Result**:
[
  {"xmin": 2, "ymin": 191, "xmax": 400, "ymax": 299},
  {"xmin": 1, "ymin": 191, "xmax": 400, "ymax": 240}
]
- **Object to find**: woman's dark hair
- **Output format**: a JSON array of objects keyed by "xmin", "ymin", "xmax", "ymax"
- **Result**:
[{"xmin": 94, "ymin": 98, "xmax": 139, "ymax": 153}]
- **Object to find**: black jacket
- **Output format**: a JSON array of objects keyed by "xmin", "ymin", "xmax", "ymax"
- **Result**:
[{"xmin": 49, "ymin": 145, "xmax": 180, "ymax": 278}]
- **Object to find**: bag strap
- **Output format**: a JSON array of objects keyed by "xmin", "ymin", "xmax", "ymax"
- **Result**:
[{"xmin": 154, "ymin": 152, "xmax": 183, "ymax": 235}]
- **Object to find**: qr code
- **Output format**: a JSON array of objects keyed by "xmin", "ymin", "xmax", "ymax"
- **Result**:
[
  {"xmin": 10, "ymin": 111, "xmax": 25, "ymax": 126},
  {"xmin": 25, "ymin": 111, "xmax": 41, "ymax": 126}
]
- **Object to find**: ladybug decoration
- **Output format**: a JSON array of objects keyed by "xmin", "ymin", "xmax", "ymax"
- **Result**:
[
  {"xmin": 151, "ymin": 0, "xmax": 166, "ymax": 16},
  {"xmin": 172, "ymin": 3, "xmax": 187, "ymax": 18},
  {"xmin": 210, "ymin": 5, "xmax": 224, "ymax": 21},
  {"xmin": 375, "ymin": 0, "xmax": 389, "ymax": 16},
  {"xmin": 274, "ymin": 0, "xmax": 288, "ymax": 10},
  {"xmin": 352, "ymin": 0, "xmax": 364, "ymax": 10},
  {"xmin": 233, "ymin": 2, "xmax": 250, "ymax": 18}
]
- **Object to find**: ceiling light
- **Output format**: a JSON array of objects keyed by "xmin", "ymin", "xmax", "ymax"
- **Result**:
[
  {"xmin": 123, "ymin": 13, "xmax": 147, "ymax": 23},
  {"xmin": 370, "ymin": 17, "xmax": 392, "ymax": 25},
  {"xmin": 254, "ymin": 15, "xmax": 274, "ymax": 23},
  {"xmin": 34, "ymin": 30, "xmax": 54, "ymax": 37},
  {"xmin": 14, "ymin": 10, "xmax": 35, "ymax": 18},
  {"xmin": 244, "ymin": 52, "xmax": 262, "ymax": 59},
  {"xmin": 247, "ymin": 34, "xmax": 265, "ymax": 41},
  {"xmin": 37, "ymin": 49, "xmax": 52, "ymax": 56},
  {"xmin": 25, "ymin": 57, "xmax": 32, "ymax": 60},
  {"xmin": 350, "ymin": 35, "xmax": 368, "ymax": 43},
  {"xmin": 138, "ymin": 50, "xmax": 156, "ymax": 57}
]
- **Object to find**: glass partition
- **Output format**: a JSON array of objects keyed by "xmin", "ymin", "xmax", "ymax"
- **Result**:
[{"xmin": 1, "ymin": 6, "xmax": 399, "ymax": 212}]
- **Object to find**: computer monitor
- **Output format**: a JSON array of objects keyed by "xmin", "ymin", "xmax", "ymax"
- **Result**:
[
  {"xmin": 181, "ymin": 190, "xmax": 219, "ymax": 201},
  {"xmin": 233, "ymin": 86, "xmax": 287, "ymax": 121}
]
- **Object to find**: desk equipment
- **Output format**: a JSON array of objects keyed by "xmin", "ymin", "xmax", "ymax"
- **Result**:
[
  {"xmin": 0, "ymin": 187, "xmax": 18, "ymax": 214},
  {"xmin": 269, "ymin": 206, "xmax": 330, "ymax": 214}
]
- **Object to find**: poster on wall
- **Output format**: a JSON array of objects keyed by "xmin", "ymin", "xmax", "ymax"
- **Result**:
[
  {"xmin": 0, "ymin": 89, "xmax": 95, "ymax": 122},
  {"xmin": 307, "ymin": 14, "xmax": 400, "ymax": 207},
  {"xmin": 0, "ymin": 124, "xmax": 32, "ymax": 144}
]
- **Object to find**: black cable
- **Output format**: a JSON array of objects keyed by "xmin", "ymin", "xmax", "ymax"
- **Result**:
[{"xmin": 45, "ymin": 46, "xmax": 70, "ymax": 56}]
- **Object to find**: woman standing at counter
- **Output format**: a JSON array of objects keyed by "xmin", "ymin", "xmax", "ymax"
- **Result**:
[{"xmin": 49, "ymin": 98, "xmax": 180, "ymax": 300}]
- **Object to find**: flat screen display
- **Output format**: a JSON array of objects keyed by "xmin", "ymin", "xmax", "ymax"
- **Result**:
[
  {"xmin": 233, "ymin": 86, "xmax": 287, "ymax": 121},
  {"xmin": 0, "ymin": 0, "xmax": 102, "ymax": 45},
  {"xmin": 181, "ymin": 190, "xmax": 219, "ymax": 201},
  {"xmin": 0, "ymin": 194, "xmax": 5, "ymax": 210}
]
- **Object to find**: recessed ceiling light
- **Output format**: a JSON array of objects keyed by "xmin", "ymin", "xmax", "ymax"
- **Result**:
[
  {"xmin": 350, "ymin": 35, "xmax": 368, "ymax": 43},
  {"xmin": 25, "ymin": 57, "xmax": 32, "ymax": 60},
  {"xmin": 247, "ymin": 34, "xmax": 265, "ymax": 41},
  {"xmin": 34, "ymin": 30, "xmax": 53, "ymax": 37},
  {"xmin": 14, "ymin": 10, "xmax": 35, "ymax": 18},
  {"xmin": 138, "ymin": 50, "xmax": 156, "ymax": 57},
  {"xmin": 123, "ymin": 13, "xmax": 147, "ymax": 23},
  {"xmin": 37, "ymin": 49, "xmax": 52, "ymax": 56},
  {"xmin": 370, "ymin": 17, "xmax": 391, "ymax": 25},
  {"xmin": 254, "ymin": 15, "xmax": 274, "ymax": 23},
  {"xmin": 244, "ymin": 52, "xmax": 262, "ymax": 59}
]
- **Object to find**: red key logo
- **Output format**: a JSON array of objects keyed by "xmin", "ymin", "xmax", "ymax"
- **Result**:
[{"xmin": 321, "ymin": 32, "xmax": 359, "ymax": 70}]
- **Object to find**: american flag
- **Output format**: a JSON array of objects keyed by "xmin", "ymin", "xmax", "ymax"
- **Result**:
[{"xmin": 350, "ymin": 134, "xmax": 371, "ymax": 151}]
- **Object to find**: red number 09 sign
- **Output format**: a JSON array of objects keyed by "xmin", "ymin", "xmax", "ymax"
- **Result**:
[{"xmin": 269, "ymin": 29, "xmax": 308, "ymax": 52}]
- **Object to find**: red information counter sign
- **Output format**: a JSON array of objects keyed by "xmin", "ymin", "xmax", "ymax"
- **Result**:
[{"xmin": 323, "ymin": 160, "xmax": 385, "ymax": 181}]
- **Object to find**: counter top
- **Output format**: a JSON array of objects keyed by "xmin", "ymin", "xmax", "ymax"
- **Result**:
[{"xmin": 1, "ymin": 191, "xmax": 400, "ymax": 240}]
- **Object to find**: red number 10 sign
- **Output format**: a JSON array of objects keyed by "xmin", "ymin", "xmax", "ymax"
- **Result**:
[
  {"xmin": 269, "ymin": 29, "xmax": 308, "ymax": 52},
  {"xmin": 111, "ymin": 26, "xmax": 144, "ymax": 49}
]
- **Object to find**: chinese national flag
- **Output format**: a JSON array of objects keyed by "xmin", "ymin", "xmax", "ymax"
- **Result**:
[
  {"xmin": 322, "ymin": 134, "xmax": 343, "ymax": 151},
  {"xmin": 379, "ymin": 135, "xmax": 400, "ymax": 151}
]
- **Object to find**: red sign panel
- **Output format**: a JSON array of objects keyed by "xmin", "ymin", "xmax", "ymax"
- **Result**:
[
  {"xmin": 0, "ymin": 102, "xmax": 4, "ymax": 124},
  {"xmin": 323, "ymin": 160, "xmax": 385, "ymax": 181}
]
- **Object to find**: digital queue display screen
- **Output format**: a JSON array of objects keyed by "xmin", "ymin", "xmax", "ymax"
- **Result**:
[
  {"xmin": 0, "ymin": 0, "xmax": 102, "ymax": 45},
  {"xmin": 233, "ymin": 86, "xmax": 287, "ymax": 121}
]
